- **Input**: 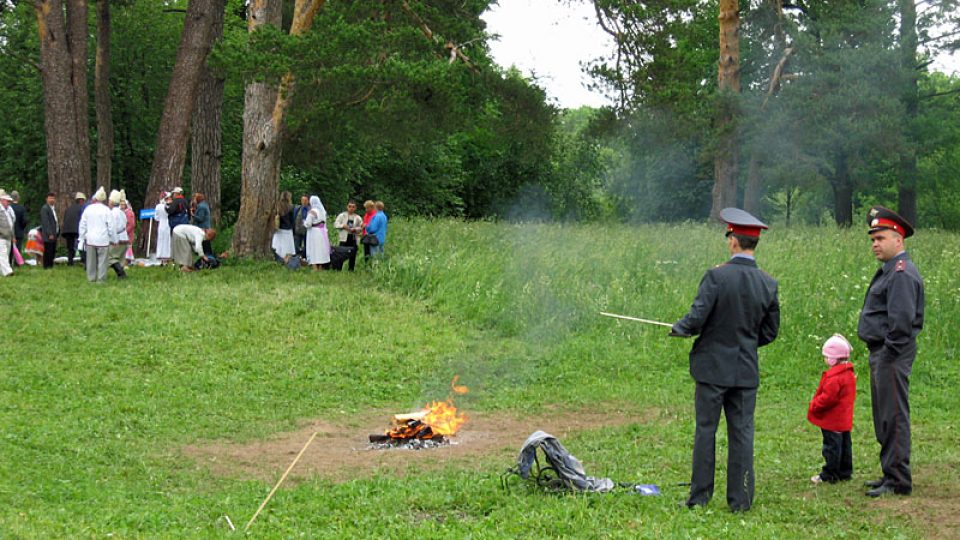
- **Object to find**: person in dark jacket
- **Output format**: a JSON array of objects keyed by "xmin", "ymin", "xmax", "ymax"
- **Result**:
[
  {"xmin": 61, "ymin": 192, "xmax": 86, "ymax": 266},
  {"xmin": 10, "ymin": 191, "xmax": 27, "ymax": 257},
  {"xmin": 857, "ymin": 206, "xmax": 924, "ymax": 498},
  {"xmin": 40, "ymin": 192, "xmax": 59, "ymax": 269},
  {"xmin": 192, "ymin": 193, "xmax": 211, "ymax": 229},
  {"xmin": 671, "ymin": 208, "xmax": 780, "ymax": 512},
  {"xmin": 166, "ymin": 187, "xmax": 190, "ymax": 231},
  {"xmin": 293, "ymin": 195, "xmax": 309, "ymax": 258},
  {"xmin": 808, "ymin": 334, "xmax": 856, "ymax": 485}
]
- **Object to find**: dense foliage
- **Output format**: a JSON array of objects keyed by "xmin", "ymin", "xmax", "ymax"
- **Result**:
[
  {"xmin": 2, "ymin": 0, "xmax": 960, "ymax": 228},
  {"xmin": 587, "ymin": 0, "xmax": 960, "ymax": 228}
]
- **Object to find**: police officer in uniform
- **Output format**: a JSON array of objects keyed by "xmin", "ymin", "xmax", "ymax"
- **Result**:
[
  {"xmin": 858, "ymin": 206, "xmax": 924, "ymax": 497},
  {"xmin": 671, "ymin": 208, "xmax": 780, "ymax": 512}
]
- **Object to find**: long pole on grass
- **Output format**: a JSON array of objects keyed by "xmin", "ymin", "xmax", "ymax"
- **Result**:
[
  {"xmin": 244, "ymin": 431, "xmax": 318, "ymax": 531},
  {"xmin": 599, "ymin": 312, "xmax": 673, "ymax": 328}
]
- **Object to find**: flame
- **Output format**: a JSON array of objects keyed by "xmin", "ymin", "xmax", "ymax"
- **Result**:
[
  {"xmin": 451, "ymin": 375, "xmax": 469, "ymax": 395},
  {"xmin": 422, "ymin": 400, "xmax": 468, "ymax": 436},
  {"xmin": 383, "ymin": 376, "xmax": 470, "ymax": 440}
]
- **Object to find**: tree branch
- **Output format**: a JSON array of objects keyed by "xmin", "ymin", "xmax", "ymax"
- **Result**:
[
  {"xmin": 920, "ymin": 28, "xmax": 960, "ymax": 45},
  {"xmin": 921, "ymin": 87, "xmax": 960, "ymax": 100},
  {"xmin": 0, "ymin": 48, "xmax": 41, "ymax": 71},
  {"xmin": 762, "ymin": 47, "xmax": 794, "ymax": 109},
  {"xmin": 400, "ymin": 0, "xmax": 477, "ymax": 72}
]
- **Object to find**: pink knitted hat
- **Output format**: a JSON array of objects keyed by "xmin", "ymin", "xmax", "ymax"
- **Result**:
[{"xmin": 822, "ymin": 334, "xmax": 852, "ymax": 364}]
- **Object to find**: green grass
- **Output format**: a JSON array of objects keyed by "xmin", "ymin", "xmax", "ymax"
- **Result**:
[{"xmin": 2, "ymin": 219, "xmax": 959, "ymax": 538}]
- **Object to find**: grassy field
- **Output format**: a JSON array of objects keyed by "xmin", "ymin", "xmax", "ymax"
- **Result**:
[{"xmin": 2, "ymin": 219, "xmax": 959, "ymax": 538}]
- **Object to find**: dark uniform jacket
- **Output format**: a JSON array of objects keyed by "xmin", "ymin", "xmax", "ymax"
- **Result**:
[
  {"xmin": 11, "ymin": 203, "xmax": 27, "ymax": 239},
  {"xmin": 674, "ymin": 256, "xmax": 780, "ymax": 388},
  {"xmin": 62, "ymin": 203, "xmax": 84, "ymax": 235},
  {"xmin": 40, "ymin": 204, "xmax": 59, "ymax": 238},
  {"xmin": 857, "ymin": 252, "xmax": 924, "ymax": 360}
]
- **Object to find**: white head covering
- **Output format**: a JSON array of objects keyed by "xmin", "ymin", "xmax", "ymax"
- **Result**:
[
  {"xmin": 109, "ymin": 189, "xmax": 122, "ymax": 205},
  {"xmin": 93, "ymin": 187, "xmax": 107, "ymax": 202},
  {"xmin": 172, "ymin": 187, "xmax": 183, "ymax": 194},
  {"xmin": 120, "ymin": 189, "xmax": 128, "ymax": 206},
  {"xmin": 309, "ymin": 195, "xmax": 326, "ymax": 223},
  {"xmin": 75, "ymin": 192, "xmax": 86, "ymax": 200},
  {"xmin": 0, "ymin": 189, "xmax": 12, "ymax": 202}
]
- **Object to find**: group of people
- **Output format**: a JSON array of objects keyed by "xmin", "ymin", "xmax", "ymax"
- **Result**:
[
  {"xmin": 1, "ymin": 188, "xmax": 133, "ymax": 278},
  {"xmin": 0, "ymin": 184, "xmax": 217, "ymax": 280},
  {"xmin": 272, "ymin": 194, "xmax": 388, "ymax": 271},
  {"xmin": 151, "ymin": 187, "xmax": 215, "ymax": 273},
  {"xmin": 671, "ymin": 206, "xmax": 923, "ymax": 512}
]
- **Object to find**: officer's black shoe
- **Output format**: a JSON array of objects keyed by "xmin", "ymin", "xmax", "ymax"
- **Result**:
[
  {"xmin": 863, "ymin": 477, "xmax": 886, "ymax": 488},
  {"xmin": 866, "ymin": 483, "xmax": 911, "ymax": 497}
]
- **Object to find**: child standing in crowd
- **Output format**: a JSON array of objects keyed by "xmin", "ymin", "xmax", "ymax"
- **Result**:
[{"xmin": 808, "ymin": 334, "xmax": 856, "ymax": 484}]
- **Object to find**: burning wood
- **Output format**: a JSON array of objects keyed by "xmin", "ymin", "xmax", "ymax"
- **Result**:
[{"xmin": 368, "ymin": 378, "xmax": 469, "ymax": 449}]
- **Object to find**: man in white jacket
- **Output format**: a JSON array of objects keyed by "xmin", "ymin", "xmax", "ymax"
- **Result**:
[{"xmin": 78, "ymin": 188, "xmax": 117, "ymax": 283}]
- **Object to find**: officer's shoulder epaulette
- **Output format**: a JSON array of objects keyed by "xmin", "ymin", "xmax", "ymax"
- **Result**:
[{"xmin": 895, "ymin": 260, "xmax": 906, "ymax": 272}]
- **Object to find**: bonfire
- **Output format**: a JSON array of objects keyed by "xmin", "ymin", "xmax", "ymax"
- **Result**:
[{"xmin": 369, "ymin": 376, "xmax": 469, "ymax": 448}]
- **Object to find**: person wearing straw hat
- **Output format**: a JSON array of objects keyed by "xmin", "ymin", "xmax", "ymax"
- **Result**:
[
  {"xmin": 671, "ymin": 208, "xmax": 780, "ymax": 512},
  {"xmin": 78, "ymin": 187, "xmax": 116, "ymax": 282},
  {"xmin": 0, "ymin": 190, "xmax": 16, "ymax": 277},
  {"xmin": 107, "ymin": 190, "xmax": 128, "ymax": 280},
  {"xmin": 62, "ymin": 192, "xmax": 86, "ymax": 266},
  {"xmin": 857, "ymin": 206, "xmax": 924, "ymax": 497}
]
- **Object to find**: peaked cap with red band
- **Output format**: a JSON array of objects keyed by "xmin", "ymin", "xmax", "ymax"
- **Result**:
[
  {"xmin": 720, "ymin": 207, "xmax": 768, "ymax": 238},
  {"xmin": 867, "ymin": 206, "xmax": 914, "ymax": 238}
]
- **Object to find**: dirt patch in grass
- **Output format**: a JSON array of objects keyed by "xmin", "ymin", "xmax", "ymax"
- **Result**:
[
  {"xmin": 868, "ymin": 465, "xmax": 960, "ymax": 538},
  {"xmin": 184, "ymin": 406, "xmax": 658, "ymax": 483}
]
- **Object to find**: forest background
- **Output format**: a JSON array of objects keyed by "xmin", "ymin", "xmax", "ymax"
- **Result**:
[{"xmin": 2, "ymin": 0, "xmax": 960, "ymax": 256}]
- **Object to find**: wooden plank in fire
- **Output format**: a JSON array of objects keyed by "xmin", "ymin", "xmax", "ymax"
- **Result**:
[{"xmin": 392, "ymin": 410, "xmax": 427, "ymax": 425}]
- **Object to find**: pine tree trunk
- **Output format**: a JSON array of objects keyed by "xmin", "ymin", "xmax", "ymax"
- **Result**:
[
  {"xmin": 897, "ymin": 0, "xmax": 918, "ymax": 226},
  {"xmin": 710, "ymin": 0, "xmax": 741, "ymax": 220},
  {"xmin": 832, "ymin": 154, "xmax": 853, "ymax": 227},
  {"xmin": 95, "ymin": 0, "xmax": 113, "ymax": 191},
  {"xmin": 743, "ymin": 155, "xmax": 762, "ymax": 215},
  {"xmin": 231, "ymin": 0, "xmax": 325, "ymax": 258},
  {"xmin": 66, "ymin": 0, "xmax": 90, "ymax": 198},
  {"xmin": 35, "ymin": 0, "xmax": 89, "ymax": 217},
  {"xmin": 190, "ymin": 0, "xmax": 226, "ymax": 227},
  {"xmin": 231, "ymin": 0, "xmax": 284, "ymax": 258},
  {"xmin": 137, "ymin": 0, "xmax": 218, "ymax": 255}
]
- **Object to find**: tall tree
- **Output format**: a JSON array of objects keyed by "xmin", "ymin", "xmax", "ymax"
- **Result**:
[
  {"xmin": 711, "ymin": 0, "xmax": 740, "ymax": 219},
  {"xmin": 190, "ymin": 0, "xmax": 226, "ymax": 226},
  {"xmin": 95, "ymin": 0, "xmax": 113, "ymax": 191},
  {"xmin": 231, "ymin": 0, "xmax": 324, "ymax": 258},
  {"xmin": 137, "ymin": 0, "xmax": 219, "ymax": 254},
  {"xmin": 897, "ymin": 0, "xmax": 919, "ymax": 225},
  {"xmin": 35, "ymin": 0, "xmax": 90, "ymax": 215}
]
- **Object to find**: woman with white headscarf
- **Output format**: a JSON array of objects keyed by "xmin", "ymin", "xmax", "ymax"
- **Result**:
[
  {"xmin": 154, "ymin": 191, "xmax": 171, "ymax": 262},
  {"xmin": 303, "ymin": 195, "xmax": 330, "ymax": 270}
]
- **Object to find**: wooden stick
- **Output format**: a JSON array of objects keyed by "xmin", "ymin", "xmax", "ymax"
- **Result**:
[
  {"xmin": 244, "ymin": 431, "xmax": 318, "ymax": 531},
  {"xmin": 599, "ymin": 312, "xmax": 673, "ymax": 328}
]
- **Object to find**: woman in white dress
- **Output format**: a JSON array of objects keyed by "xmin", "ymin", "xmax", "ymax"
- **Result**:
[
  {"xmin": 154, "ymin": 191, "xmax": 171, "ymax": 262},
  {"xmin": 271, "ymin": 191, "xmax": 297, "ymax": 261},
  {"xmin": 303, "ymin": 195, "xmax": 330, "ymax": 270}
]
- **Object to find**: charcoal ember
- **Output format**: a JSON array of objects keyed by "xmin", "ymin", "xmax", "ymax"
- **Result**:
[{"xmin": 366, "ymin": 435, "xmax": 451, "ymax": 451}]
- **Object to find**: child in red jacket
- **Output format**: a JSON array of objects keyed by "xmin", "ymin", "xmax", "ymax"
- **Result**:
[{"xmin": 808, "ymin": 334, "xmax": 856, "ymax": 484}]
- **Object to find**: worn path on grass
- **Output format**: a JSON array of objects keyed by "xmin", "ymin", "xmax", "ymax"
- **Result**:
[{"xmin": 185, "ymin": 406, "xmax": 659, "ymax": 482}]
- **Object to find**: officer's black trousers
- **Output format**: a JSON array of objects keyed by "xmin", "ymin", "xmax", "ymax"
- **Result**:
[
  {"xmin": 688, "ymin": 382, "xmax": 757, "ymax": 512},
  {"xmin": 869, "ymin": 345, "xmax": 914, "ymax": 490},
  {"xmin": 819, "ymin": 429, "xmax": 853, "ymax": 482}
]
